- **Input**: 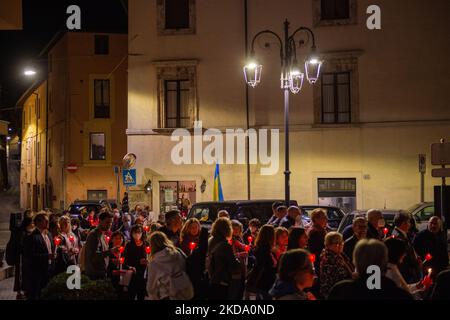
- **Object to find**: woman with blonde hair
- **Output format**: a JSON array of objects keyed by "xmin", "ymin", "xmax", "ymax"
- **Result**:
[
  {"xmin": 146, "ymin": 231, "xmax": 193, "ymax": 300},
  {"xmin": 179, "ymin": 218, "xmax": 201, "ymax": 256},
  {"xmin": 55, "ymin": 215, "xmax": 80, "ymax": 274},
  {"xmin": 273, "ymin": 227, "xmax": 289, "ymax": 262}
]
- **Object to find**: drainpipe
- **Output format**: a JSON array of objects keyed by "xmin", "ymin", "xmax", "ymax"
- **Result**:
[
  {"xmin": 244, "ymin": 0, "xmax": 251, "ymax": 200},
  {"xmin": 44, "ymin": 80, "xmax": 49, "ymax": 209}
]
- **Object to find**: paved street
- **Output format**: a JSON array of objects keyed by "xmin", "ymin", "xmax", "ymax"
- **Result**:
[{"xmin": 0, "ymin": 160, "xmax": 20, "ymax": 250}]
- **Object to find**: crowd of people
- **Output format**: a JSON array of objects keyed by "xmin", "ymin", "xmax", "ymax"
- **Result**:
[{"xmin": 5, "ymin": 200, "xmax": 450, "ymax": 300}]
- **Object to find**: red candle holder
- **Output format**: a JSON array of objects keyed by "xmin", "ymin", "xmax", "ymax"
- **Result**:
[
  {"xmin": 309, "ymin": 254, "xmax": 316, "ymax": 264},
  {"xmin": 105, "ymin": 235, "xmax": 111, "ymax": 244},
  {"xmin": 244, "ymin": 245, "xmax": 250, "ymax": 252},
  {"xmin": 145, "ymin": 246, "xmax": 151, "ymax": 255},
  {"xmin": 69, "ymin": 235, "xmax": 75, "ymax": 243},
  {"xmin": 247, "ymin": 236, "xmax": 253, "ymax": 244},
  {"xmin": 383, "ymin": 227, "xmax": 388, "ymax": 235},
  {"xmin": 119, "ymin": 257, "xmax": 125, "ymax": 265},
  {"xmin": 119, "ymin": 246, "xmax": 125, "ymax": 254},
  {"xmin": 143, "ymin": 225, "xmax": 150, "ymax": 233}
]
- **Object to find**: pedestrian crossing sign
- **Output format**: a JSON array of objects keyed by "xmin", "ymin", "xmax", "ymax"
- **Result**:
[{"xmin": 122, "ymin": 169, "xmax": 137, "ymax": 186}]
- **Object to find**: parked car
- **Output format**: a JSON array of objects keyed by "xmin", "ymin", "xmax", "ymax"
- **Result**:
[
  {"xmin": 187, "ymin": 199, "xmax": 301, "ymax": 230},
  {"xmin": 300, "ymin": 205, "xmax": 345, "ymax": 230},
  {"xmin": 68, "ymin": 199, "xmax": 112, "ymax": 219}
]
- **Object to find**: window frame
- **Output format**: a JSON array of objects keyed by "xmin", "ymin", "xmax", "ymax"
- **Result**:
[
  {"xmin": 313, "ymin": 0, "xmax": 357, "ymax": 27},
  {"xmin": 93, "ymin": 79, "xmax": 111, "ymax": 119},
  {"xmin": 89, "ymin": 132, "xmax": 106, "ymax": 161},
  {"xmin": 321, "ymin": 72, "xmax": 351, "ymax": 124},
  {"xmin": 94, "ymin": 35, "xmax": 109, "ymax": 55},
  {"xmin": 157, "ymin": 0, "xmax": 196, "ymax": 36},
  {"xmin": 164, "ymin": 79, "xmax": 190, "ymax": 128}
]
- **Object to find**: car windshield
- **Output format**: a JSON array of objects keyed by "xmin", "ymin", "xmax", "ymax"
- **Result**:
[{"xmin": 404, "ymin": 203, "xmax": 422, "ymax": 214}]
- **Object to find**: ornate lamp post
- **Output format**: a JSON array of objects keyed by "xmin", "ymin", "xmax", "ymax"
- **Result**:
[{"xmin": 244, "ymin": 19, "xmax": 322, "ymax": 206}]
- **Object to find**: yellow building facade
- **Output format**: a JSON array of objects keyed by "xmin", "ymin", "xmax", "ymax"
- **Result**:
[
  {"xmin": 127, "ymin": 0, "xmax": 450, "ymax": 215},
  {"xmin": 19, "ymin": 32, "xmax": 128, "ymax": 211}
]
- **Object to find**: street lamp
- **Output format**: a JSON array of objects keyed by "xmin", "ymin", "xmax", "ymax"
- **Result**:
[
  {"xmin": 24, "ymin": 68, "xmax": 37, "ymax": 77},
  {"xmin": 243, "ymin": 19, "xmax": 323, "ymax": 206}
]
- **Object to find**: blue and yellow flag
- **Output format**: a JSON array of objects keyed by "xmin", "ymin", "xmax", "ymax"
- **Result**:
[{"xmin": 213, "ymin": 163, "xmax": 224, "ymax": 201}]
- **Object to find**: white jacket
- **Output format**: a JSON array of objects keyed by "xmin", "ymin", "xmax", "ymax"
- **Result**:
[{"xmin": 146, "ymin": 247, "xmax": 192, "ymax": 300}]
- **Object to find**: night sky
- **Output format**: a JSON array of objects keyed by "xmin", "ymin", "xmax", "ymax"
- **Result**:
[{"xmin": 0, "ymin": 0, "xmax": 128, "ymax": 130}]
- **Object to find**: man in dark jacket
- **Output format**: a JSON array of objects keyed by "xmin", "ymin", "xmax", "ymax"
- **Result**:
[
  {"xmin": 391, "ymin": 212, "xmax": 421, "ymax": 283},
  {"xmin": 159, "ymin": 210, "xmax": 183, "ymax": 247},
  {"xmin": 267, "ymin": 202, "xmax": 285, "ymax": 227},
  {"xmin": 279, "ymin": 206, "xmax": 301, "ymax": 229},
  {"xmin": 366, "ymin": 209, "xmax": 383, "ymax": 240},
  {"xmin": 328, "ymin": 239, "xmax": 413, "ymax": 300},
  {"xmin": 22, "ymin": 212, "xmax": 55, "ymax": 300},
  {"xmin": 344, "ymin": 217, "xmax": 368, "ymax": 260},
  {"xmin": 84, "ymin": 211, "xmax": 116, "ymax": 280},
  {"xmin": 413, "ymin": 216, "xmax": 449, "ymax": 275}
]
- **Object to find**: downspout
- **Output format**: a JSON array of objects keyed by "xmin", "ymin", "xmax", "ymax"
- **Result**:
[
  {"xmin": 244, "ymin": 0, "xmax": 251, "ymax": 200},
  {"xmin": 44, "ymin": 80, "xmax": 49, "ymax": 209}
]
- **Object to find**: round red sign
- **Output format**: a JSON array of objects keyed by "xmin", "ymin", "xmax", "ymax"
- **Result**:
[{"xmin": 66, "ymin": 163, "xmax": 78, "ymax": 173}]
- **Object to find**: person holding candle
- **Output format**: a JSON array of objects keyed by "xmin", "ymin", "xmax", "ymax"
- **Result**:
[
  {"xmin": 185, "ymin": 225, "xmax": 209, "ymax": 300},
  {"xmin": 343, "ymin": 217, "xmax": 368, "ymax": 260},
  {"xmin": 319, "ymin": 232, "xmax": 354, "ymax": 299},
  {"xmin": 245, "ymin": 224, "xmax": 277, "ymax": 300},
  {"xmin": 147, "ymin": 231, "xmax": 194, "ymax": 300},
  {"xmin": 384, "ymin": 237, "xmax": 432, "ymax": 299},
  {"xmin": 54, "ymin": 216, "xmax": 79, "ymax": 274},
  {"xmin": 243, "ymin": 218, "xmax": 261, "ymax": 246},
  {"xmin": 391, "ymin": 212, "xmax": 422, "ymax": 283},
  {"xmin": 84, "ymin": 211, "xmax": 118, "ymax": 280},
  {"xmin": 179, "ymin": 218, "xmax": 201, "ymax": 256},
  {"xmin": 206, "ymin": 217, "xmax": 242, "ymax": 300},
  {"xmin": 413, "ymin": 216, "xmax": 449, "ymax": 276},
  {"xmin": 119, "ymin": 213, "xmax": 132, "ymax": 242},
  {"xmin": 273, "ymin": 227, "xmax": 289, "ymax": 262},
  {"xmin": 269, "ymin": 249, "xmax": 316, "ymax": 300},
  {"xmin": 229, "ymin": 220, "xmax": 249, "ymax": 300},
  {"xmin": 307, "ymin": 209, "xmax": 329, "ymax": 273},
  {"xmin": 124, "ymin": 225, "xmax": 149, "ymax": 300},
  {"xmin": 287, "ymin": 227, "xmax": 308, "ymax": 250},
  {"xmin": 22, "ymin": 212, "xmax": 55, "ymax": 300}
]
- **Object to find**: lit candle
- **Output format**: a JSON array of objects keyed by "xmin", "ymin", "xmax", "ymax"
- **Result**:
[
  {"xmin": 247, "ymin": 236, "xmax": 253, "ymax": 244},
  {"xmin": 309, "ymin": 254, "xmax": 316, "ymax": 264},
  {"xmin": 119, "ymin": 257, "xmax": 125, "ymax": 271},
  {"xmin": 69, "ymin": 235, "xmax": 75, "ymax": 243},
  {"xmin": 119, "ymin": 246, "xmax": 125, "ymax": 254},
  {"xmin": 425, "ymin": 253, "xmax": 432, "ymax": 262},
  {"xmin": 105, "ymin": 235, "xmax": 111, "ymax": 244},
  {"xmin": 244, "ymin": 245, "xmax": 250, "ymax": 253},
  {"xmin": 54, "ymin": 236, "xmax": 62, "ymax": 247},
  {"xmin": 143, "ymin": 225, "xmax": 150, "ymax": 233},
  {"xmin": 145, "ymin": 246, "xmax": 151, "ymax": 259},
  {"xmin": 383, "ymin": 228, "xmax": 388, "ymax": 237},
  {"xmin": 427, "ymin": 268, "xmax": 432, "ymax": 277}
]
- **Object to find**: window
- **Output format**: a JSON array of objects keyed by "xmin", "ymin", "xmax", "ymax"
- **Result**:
[
  {"xmin": 94, "ymin": 35, "xmax": 109, "ymax": 55},
  {"xmin": 164, "ymin": 80, "xmax": 190, "ymax": 128},
  {"xmin": 94, "ymin": 79, "xmax": 110, "ymax": 118},
  {"xmin": 155, "ymin": 60, "xmax": 198, "ymax": 129},
  {"xmin": 157, "ymin": 0, "xmax": 196, "ymax": 35},
  {"xmin": 321, "ymin": 72, "xmax": 351, "ymax": 124},
  {"xmin": 313, "ymin": 0, "xmax": 357, "ymax": 27},
  {"xmin": 90, "ymin": 133, "xmax": 106, "ymax": 160},
  {"xmin": 321, "ymin": 0, "xmax": 349, "ymax": 20},
  {"xmin": 87, "ymin": 190, "xmax": 107, "ymax": 201},
  {"xmin": 165, "ymin": 0, "xmax": 190, "ymax": 29}
]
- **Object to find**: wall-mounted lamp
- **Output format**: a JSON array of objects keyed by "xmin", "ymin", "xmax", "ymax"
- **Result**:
[
  {"xmin": 144, "ymin": 180, "xmax": 152, "ymax": 193},
  {"xmin": 201, "ymin": 179, "xmax": 206, "ymax": 193}
]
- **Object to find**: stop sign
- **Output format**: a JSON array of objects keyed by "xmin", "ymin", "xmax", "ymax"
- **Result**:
[{"xmin": 67, "ymin": 163, "xmax": 78, "ymax": 173}]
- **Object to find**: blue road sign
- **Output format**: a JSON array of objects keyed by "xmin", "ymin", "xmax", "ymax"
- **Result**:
[{"xmin": 122, "ymin": 169, "xmax": 137, "ymax": 186}]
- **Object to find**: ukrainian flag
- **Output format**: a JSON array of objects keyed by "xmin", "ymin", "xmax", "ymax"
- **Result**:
[{"xmin": 213, "ymin": 163, "xmax": 224, "ymax": 201}]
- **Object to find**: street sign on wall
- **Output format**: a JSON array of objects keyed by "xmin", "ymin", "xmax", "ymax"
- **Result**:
[
  {"xmin": 432, "ymin": 168, "xmax": 450, "ymax": 178},
  {"xmin": 122, "ymin": 169, "xmax": 137, "ymax": 186},
  {"xmin": 66, "ymin": 163, "xmax": 78, "ymax": 173}
]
